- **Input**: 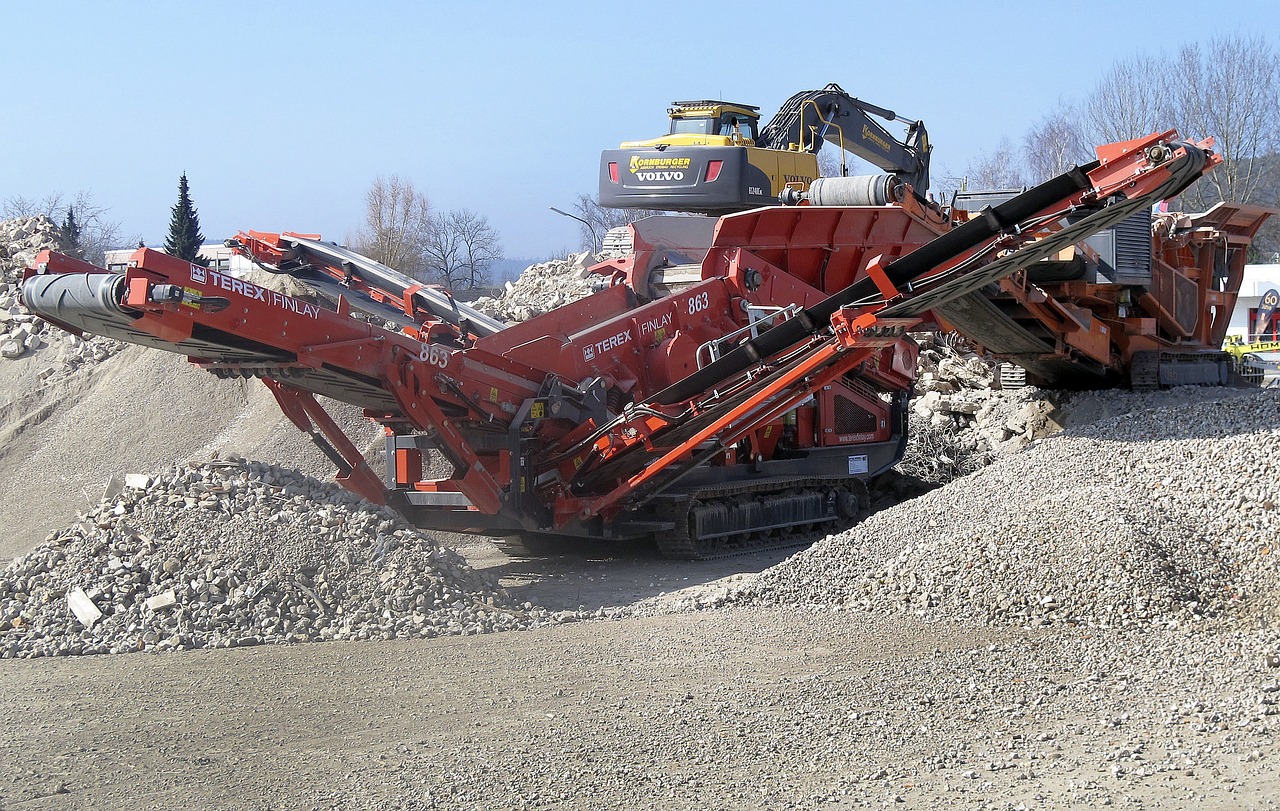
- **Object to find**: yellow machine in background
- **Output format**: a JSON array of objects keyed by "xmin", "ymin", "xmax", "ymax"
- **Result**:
[
  {"xmin": 600, "ymin": 84, "xmax": 930, "ymax": 214},
  {"xmin": 1224, "ymin": 339, "xmax": 1280, "ymax": 388}
]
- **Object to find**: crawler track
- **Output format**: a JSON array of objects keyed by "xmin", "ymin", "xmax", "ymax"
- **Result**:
[{"xmin": 651, "ymin": 476, "xmax": 868, "ymax": 560}]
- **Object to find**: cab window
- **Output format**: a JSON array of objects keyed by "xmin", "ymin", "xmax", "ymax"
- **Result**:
[
  {"xmin": 670, "ymin": 117, "xmax": 715, "ymax": 135},
  {"xmin": 718, "ymin": 115, "xmax": 758, "ymax": 141}
]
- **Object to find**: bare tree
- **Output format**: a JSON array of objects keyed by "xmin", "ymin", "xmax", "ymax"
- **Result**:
[
  {"xmin": 570, "ymin": 194, "xmax": 665, "ymax": 252},
  {"xmin": 1022, "ymin": 104, "xmax": 1091, "ymax": 183},
  {"xmin": 816, "ymin": 147, "xmax": 884, "ymax": 178},
  {"xmin": 448, "ymin": 209, "xmax": 502, "ymax": 290},
  {"xmin": 421, "ymin": 213, "xmax": 464, "ymax": 289},
  {"xmin": 3, "ymin": 191, "xmax": 126, "ymax": 265},
  {"xmin": 1079, "ymin": 35, "xmax": 1280, "ymax": 254},
  {"xmin": 961, "ymin": 138, "xmax": 1026, "ymax": 191},
  {"xmin": 355, "ymin": 175, "xmax": 431, "ymax": 274},
  {"xmin": 1082, "ymin": 53, "xmax": 1174, "ymax": 146},
  {"xmin": 1169, "ymin": 36, "xmax": 1280, "ymax": 211},
  {"xmin": 817, "ymin": 148, "xmax": 845, "ymax": 178}
]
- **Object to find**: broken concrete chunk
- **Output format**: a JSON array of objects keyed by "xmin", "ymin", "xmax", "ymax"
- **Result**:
[
  {"xmin": 145, "ymin": 589, "xmax": 177, "ymax": 611},
  {"xmin": 67, "ymin": 587, "xmax": 103, "ymax": 628},
  {"xmin": 124, "ymin": 474, "xmax": 152, "ymax": 490},
  {"xmin": 101, "ymin": 474, "xmax": 124, "ymax": 502}
]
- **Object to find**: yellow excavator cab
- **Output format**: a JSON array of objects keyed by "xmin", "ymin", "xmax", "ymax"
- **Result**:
[{"xmin": 620, "ymin": 101, "xmax": 762, "ymax": 149}]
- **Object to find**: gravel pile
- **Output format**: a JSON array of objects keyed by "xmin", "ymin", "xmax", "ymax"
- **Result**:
[
  {"xmin": 471, "ymin": 252, "xmax": 600, "ymax": 322},
  {"xmin": 750, "ymin": 390, "xmax": 1280, "ymax": 629},
  {"xmin": 0, "ymin": 215, "xmax": 123, "ymax": 371},
  {"xmin": 0, "ymin": 458, "xmax": 562, "ymax": 659}
]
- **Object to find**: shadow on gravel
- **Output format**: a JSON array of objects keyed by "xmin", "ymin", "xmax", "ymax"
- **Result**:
[{"xmin": 462, "ymin": 536, "xmax": 798, "ymax": 612}]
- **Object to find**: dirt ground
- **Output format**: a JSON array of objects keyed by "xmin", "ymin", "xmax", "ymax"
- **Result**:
[{"xmin": 2, "ymin": 537, "xmax": 1277, "ymax": 811}]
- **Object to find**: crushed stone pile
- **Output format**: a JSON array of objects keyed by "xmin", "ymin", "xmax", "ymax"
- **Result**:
[
  {"xmin": 471, "ymin": 252, "xmax": 600, "ymax": 322},
  {"xmin": 0, "ymin": 215, "xmax": 123, "ymax": 372},
  {"xmin": 0, "ymin": 459, "xmax": 562, "ymax": 659},
  {"xmin": 899, "ymin": 334, "xmax": 1059, "ymax": 484},
  {"xmin": 750, "ymin": 390, "xmax": 1280, "ymax": 630}
]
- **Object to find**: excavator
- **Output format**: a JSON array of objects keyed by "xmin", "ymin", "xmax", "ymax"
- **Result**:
[
  {"xmin": 21, "ymin": 133, "xmax": 1218, "ymax": 557},
  {"xmin": 599, "ymin": 83, "xmax": 931, "ymax": 214}
]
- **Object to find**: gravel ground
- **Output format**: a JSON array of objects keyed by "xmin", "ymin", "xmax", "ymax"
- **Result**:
[
  {"xmin": 4, "ymin": 229, "xmax": 1279, "ymax": 806},
  {"xmin": 1, "ymin": 606, "xmax": 1277, "ymax": 809},
  {"xmin": 2, "ymin": 385, "xmax": 1278, "ymax": 807},
  {"xmin": 0, "ymin": 345, "xmax": 382, "ymax": 559}
]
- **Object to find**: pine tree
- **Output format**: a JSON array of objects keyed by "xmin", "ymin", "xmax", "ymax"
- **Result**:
[
  {"xmin": 164, "ymin": 173, "xmax": 209, "ymax": 266},
  {"xmin": 59, "ymin": 206, "xmax": 82, "ymax": 257}
]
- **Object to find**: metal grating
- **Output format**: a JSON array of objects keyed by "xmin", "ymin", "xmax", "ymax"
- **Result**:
[
  {"xmin": 834, "ymin": 394, "xmax": 878, "ymax": 435},
  {"xmin": 1112, "ymin": 209, "xmax": 1153, "ymax": 285}
]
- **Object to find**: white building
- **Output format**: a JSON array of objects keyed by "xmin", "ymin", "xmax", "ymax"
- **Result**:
[
  {"xmin": 1229, "ymin": 263, "xmax": 1280, "ymax": 341},
  {"xmin": 103, "ymin": 242, "xmax": 253, "ymax": 275}
]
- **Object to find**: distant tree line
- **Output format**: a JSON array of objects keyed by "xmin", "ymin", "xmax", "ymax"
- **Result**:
[
  {"xmin": 945, "ymin": 34, "xmax": 1279, "ymax": 257},
  {"xmin": 355, "ymin": 175, "xmax": 503, "ymax": 291}
]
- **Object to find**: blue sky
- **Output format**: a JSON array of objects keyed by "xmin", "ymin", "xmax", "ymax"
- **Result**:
[{"xmin": 1, "ymin": 0, "xmax": 1276, "ymax": 260}]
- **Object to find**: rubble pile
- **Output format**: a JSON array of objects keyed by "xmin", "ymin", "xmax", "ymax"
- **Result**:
[
  {"xmin": 0, "ymin": 216, "xmax": 123, "ymax": 370},
  {"xmin": 471, "ymin": 252, "xmax": 600, "ymax": 322},
  {"xmin": 0, "ymin": 459, "xmax": 554, "ymax": 658},
  {"xmin": 900, "ymin": 335, "xmax": 1059, "ymax": 484},
  {"xmin": 750, "ymin": 390, "xmax": 1280, "ymax": 629}
]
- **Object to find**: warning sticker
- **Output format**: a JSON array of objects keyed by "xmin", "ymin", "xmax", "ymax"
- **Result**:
[{"xmin": 847, "ymin": 455, "xmax": 868, "ymax": 475}]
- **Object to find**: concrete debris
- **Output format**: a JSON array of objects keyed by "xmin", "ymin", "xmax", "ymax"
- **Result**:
[
  {"xmin": 899, "ymin": 334, "xmax": 1060, "ymax": 485},
  {"xmin": 144, "ymin": 589, "xmax": 177, "ymax": 611},
  {"xmin": 65, "ymin": 587, "xmax": 102, "ymax": 629},
  {"xmin": 0, "ymin": 458, "xmax": 581, "ymax": 659},
  {"xmin": 471, "ymin": 252, "xmax": 601, "ymax": 322},
  {"xmin": 749, "ymin": 389, "xmax": 1280, "ymax": 629},
  {"xmin": 0, "ymin": 216, "xmax": 125, "ymax": 376}
]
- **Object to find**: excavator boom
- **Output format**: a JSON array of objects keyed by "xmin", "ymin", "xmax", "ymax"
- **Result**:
[{"xmin": 758, "ymin": 82, "xmax": 930, "ymax": 192}]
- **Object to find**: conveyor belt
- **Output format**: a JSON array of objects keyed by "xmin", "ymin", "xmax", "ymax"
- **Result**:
[
  {"xmin": 281, "ymin": 236, "xmax": 508, "ymax": 336},
  {"xmin": 21, "ymin": 271, "xmax": 401, "ymax": 411},
  {"xmin": 934, "ymin": 292, "xmax": 1053, "ymax": 356}
]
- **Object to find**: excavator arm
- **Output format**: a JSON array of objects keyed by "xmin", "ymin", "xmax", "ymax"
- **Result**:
[{"xmin": 758, "ymin": 82, "xmax": 931, "ymax": 193}]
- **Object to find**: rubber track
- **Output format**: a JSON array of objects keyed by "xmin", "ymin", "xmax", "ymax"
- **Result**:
[{"xmin": 653, "ymin": 475, "xmax": 865, "ymax": 560}]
